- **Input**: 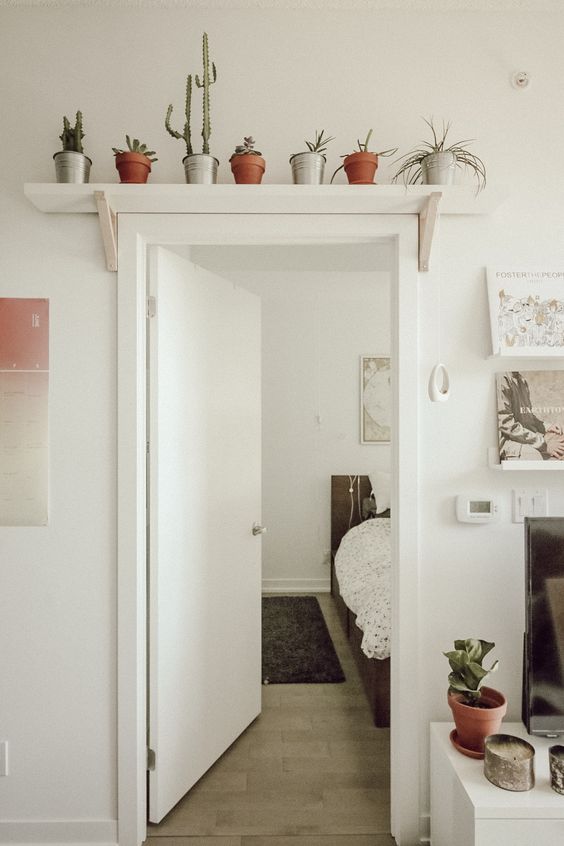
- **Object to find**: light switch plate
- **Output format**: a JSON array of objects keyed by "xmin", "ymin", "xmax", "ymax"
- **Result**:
[{"xmin": 512, "ymin": 489, "xmax": 549, "ymax": 523}]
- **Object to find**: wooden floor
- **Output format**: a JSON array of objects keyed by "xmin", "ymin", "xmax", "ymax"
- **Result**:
[{"xmin": 147, "ymin": 593, "xmax": 394, "ymax": 846}]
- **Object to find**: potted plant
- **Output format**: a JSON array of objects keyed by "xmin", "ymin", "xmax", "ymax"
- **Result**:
[
  {"xmin": 165, "ymin": 32, "xmax": 218, "ymax": 184},
  {"xmin": 445, "ymin": 638, "xmax": 507, "ymax": 757},
  {"xmin": 112, "ymin": 136, "xmax": 157, "ymax": 184},
  {"xmin": 289, "ymin": 129, "xmax": 335, "ymax": 184},
  {"xmin": 393, "ymin": 118, "xmax": 487, "ymax": 191},
  {"xmin": 54, "ymin": 111, "xmax": 91, "ymax": 183},
  {"xmin": 230, "ymin": 137, "xmax": 265, "ymax": 184},
  {"xmin": 331, "ymin": 130, "xmax": 398, "ymax": 185}
]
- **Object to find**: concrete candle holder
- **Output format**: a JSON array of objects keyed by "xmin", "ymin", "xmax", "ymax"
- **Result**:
[{"xmin": 484, "ymin": 734, "xmax": 535, "ymax": 791}]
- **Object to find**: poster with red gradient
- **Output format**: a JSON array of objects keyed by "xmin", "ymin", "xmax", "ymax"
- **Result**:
[{"xmin": 0, "ymin": 298, "xmax": 49, "ymax": 526}]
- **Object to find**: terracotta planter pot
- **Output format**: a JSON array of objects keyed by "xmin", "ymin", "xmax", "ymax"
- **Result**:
[
  {"xmin": 230, "ymin": 154, "xmax": 265, "ymax": 184},
  {"xmin": 115, "ymin": 152, "xmax": 152, "ymax": 184},
  {"xmin": 343, "ymin": 151, "xmax": 379, "ymax": 185},
  {"xmin": 448, "ymin": 686, "xmax": 507, "ymax": 756}
]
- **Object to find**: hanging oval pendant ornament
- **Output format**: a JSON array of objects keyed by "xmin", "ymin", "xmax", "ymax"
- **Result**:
[{"xmin": 428, "ymin": 363, "xmax": 450, "ymax": 402}]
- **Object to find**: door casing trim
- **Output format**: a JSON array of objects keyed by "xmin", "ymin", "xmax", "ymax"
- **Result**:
[{"xmin": 116, "ymin": 214, "xmax": 421, "ymax": 846}]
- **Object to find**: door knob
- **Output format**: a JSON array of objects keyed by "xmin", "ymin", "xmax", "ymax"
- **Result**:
[{"xmin": 252, "ymin": 523, "xmax": 267, "ymax": 536}]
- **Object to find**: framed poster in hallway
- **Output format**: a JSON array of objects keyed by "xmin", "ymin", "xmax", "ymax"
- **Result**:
[{"xmin": 360, "ymin": 355, "xmax": 391, "ymax": 444}]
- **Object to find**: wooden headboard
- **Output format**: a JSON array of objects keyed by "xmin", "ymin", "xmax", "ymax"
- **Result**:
[{"xmin": 330, "ymin": 475, "xmax": 373, "ymax": 552}]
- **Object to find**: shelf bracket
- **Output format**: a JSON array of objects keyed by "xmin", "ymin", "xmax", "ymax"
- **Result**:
[
  {"xmin": 94, "ymin": 191, "xmax": 118, "ymax": 272},
  {"xmin": 418, "ymin": 191, "xmax": 442, "ymax": 272}
]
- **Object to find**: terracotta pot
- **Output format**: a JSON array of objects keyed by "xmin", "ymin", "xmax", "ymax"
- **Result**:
[
  {"xmin": 448, "ymin": 686, "xmax": 507, "ymax": 755},
  {"xmin": 230, "ymin": 154, "xmax": 265, "ymax": 184},
  {"xmin": 114, "ymin": 152, "xmax": 152, "ymax": 184},
  {"xmin": 343, "ymin": 151, "xmax": 379, "ymax": 185}
]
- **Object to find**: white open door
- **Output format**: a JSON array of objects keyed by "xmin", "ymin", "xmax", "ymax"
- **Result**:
[{"xmin": 147, "ymin": 246, "xmax": 262, "ymax": 823}]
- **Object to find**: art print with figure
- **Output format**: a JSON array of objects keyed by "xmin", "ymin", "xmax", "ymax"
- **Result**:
[
  {"xmin": 487, "ymin": 269, "xmax": 564, "ymax": 355},
  {"xmin": 360, "ymin": 356, "xmax": 390, "ymax": 444},
  {"xmin": 496, "ymin": 370, "xmax": 564, "ymax": 463}
]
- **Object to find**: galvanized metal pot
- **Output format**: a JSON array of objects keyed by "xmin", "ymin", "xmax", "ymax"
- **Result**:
[
  {"xmin": 290, "ymin": 152, "xmax": 325, "ymax": 185},
  {"xmin": 54, "ymin": 151, "xmax": 92, "ymax": 184},
  {"xmin": 421, "ymin": 151, "xmax": 456, "ymax": 185},
  {"xmin": 183, "ymin": 154, "xmax": 219, "ymax": 185}
]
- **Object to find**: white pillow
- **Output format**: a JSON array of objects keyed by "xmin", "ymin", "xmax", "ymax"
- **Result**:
[{"xmin": 369, "ymin": 470, "xmax": 391, "ymax": 514}]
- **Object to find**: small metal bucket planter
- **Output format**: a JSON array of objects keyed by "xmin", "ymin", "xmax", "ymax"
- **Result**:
[
  {"xmin": 54, "ymin": 150, "xmax": 92, "ymax": 183},
  {"xmin": 183, "ymin": 154, "xmax": 219, "ymax": 185},
  {"xmin": 290, "ymin": 152, "xmax": 325, "ymax": 185},
  {"xmin": 421, "ymin": 151, "xmax": 456, "ymax": 185}
]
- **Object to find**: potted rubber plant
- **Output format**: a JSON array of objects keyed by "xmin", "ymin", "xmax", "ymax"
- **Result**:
[
  {"xmin": 393, "ymin": 118, "xmax": 486, "ymax": 191},
  {"xmin": 165, "ymin": 32, "xmax": 219, "ymax": 184},
  {"xmin": 445, "ymin": 638, "xmax": 507, "ymax": 757},
  {"xmin": 331, "ymin": 130, "xmax": 398, "ymax": 185},
  {"xmin": 112, "ymin": 136, "xmax": 157, "ymax": 184},
  {"xmin": 230, "ymin": 137, "xmax": 265, "ymax": 184},
  {"xmin": 54, "ymin": 111, "xmax": 91, "ymax": 183},
  {"xmin": 289, "ymin": 129, "xmax": 335, "ymax": 184}
]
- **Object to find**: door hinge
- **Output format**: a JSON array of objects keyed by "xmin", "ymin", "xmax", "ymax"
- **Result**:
[
  {"xmin": 147, "ymin": 747, "xmax": 156, "ymax": 771},
  {"xmin": 147, "ymin": 296, "xmax": 157, "ymax": 318}
]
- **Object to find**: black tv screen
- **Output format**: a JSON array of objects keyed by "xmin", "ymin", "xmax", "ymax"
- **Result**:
[{"xmin": 523, "ymin": 517, "xmax": 564, "ymax": 735}]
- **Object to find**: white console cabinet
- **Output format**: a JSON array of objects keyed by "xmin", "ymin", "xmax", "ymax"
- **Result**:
[{"xmin": 431, "ymin": 722, "xmax": 564, "ymax": 846}]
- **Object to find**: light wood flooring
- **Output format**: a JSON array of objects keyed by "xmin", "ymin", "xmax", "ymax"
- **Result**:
[{"xmin": 147, "ymin": 593, "xmax": 394, "ymax": 846}]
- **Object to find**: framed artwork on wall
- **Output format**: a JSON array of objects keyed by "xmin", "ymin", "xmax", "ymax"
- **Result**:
[
  {"xmin": 360, "ymin": 355, "xmax": 391, "ymax": 444},
  {"xmin": 496, "ymin": 369, "xmax": 564, "ymax": 465},
  {"xmin": 0, "ymin": 298, "xmax": 49, "ymax": 526},
  {"xmin": 487, "ymin": 268, "xmax": 564, "ymax": 356}
]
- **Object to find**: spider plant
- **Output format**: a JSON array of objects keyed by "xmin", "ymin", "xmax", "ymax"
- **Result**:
[{"xmin": 393, "ymin": 118, "xmax": 486, "ymax": 191}]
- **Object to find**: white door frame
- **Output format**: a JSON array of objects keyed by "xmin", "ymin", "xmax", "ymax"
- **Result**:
[{"xmin": 116, "ymin": 213, "xmax": 421, "ymax": 846}]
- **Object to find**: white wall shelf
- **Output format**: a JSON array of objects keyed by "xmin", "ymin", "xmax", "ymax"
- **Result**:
[
  {"xmin": 490, "ymin": 350, "xmax": 564, "ymax": 359},
  {"xmin": 488, "ymin": 447, "xmax": 564, "ymax": 470},
  {"xmin": 24, "ymin": 182, "xmax": 502, "ymax": 273}
]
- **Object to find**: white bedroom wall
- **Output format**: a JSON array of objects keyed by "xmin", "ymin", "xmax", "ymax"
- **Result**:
[
  {"xmin": 2, "ymin": 2, "xmax": 564, "ymax": 839},
  {"xmin": 240, "ymin": 269, "xmax": 390, "ymax": 592}
]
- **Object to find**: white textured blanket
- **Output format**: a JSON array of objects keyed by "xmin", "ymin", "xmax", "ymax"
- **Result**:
[{"xmin": 335, "ymin": 518, "xmax": 391, "ymax": 660}]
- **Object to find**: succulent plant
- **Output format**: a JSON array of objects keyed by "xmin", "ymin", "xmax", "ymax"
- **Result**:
[
  {"xmin": 165, "ymin": 33, "xmax": 218, "ymax": 158},
  {"xmin": 165, "ymin": 74, "xmax": 193, "ymax": 157},
  {"xmin": 112, "ymin": 135, "xmax": 158, "ymax": 162},
  {"xmin": 59, "ymin": 111, "xmax": 85, "ymax": 154},
  {"xmin": 392, "ymin": 117, "xmax": 487, "ymax": 191},
  {"xmin": 195, "ymin": 32, "xmax": 217, "ymax": 156},
  {"xmin": 231, "ymin": 136, "xmax": 262, "ymax": 158}
]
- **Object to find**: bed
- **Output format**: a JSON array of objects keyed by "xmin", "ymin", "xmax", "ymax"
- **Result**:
[{"xmin": 330, "ymin": 474, "xmax": 391, "ymax": 728}]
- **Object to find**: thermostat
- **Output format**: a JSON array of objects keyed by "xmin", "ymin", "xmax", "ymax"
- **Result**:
[{"xmin": 456, "ymin": 496, "xmax": 500, "ymax": 524}]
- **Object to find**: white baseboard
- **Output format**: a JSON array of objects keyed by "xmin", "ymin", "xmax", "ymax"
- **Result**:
[
  {"xmin": 0, "ymin": 819, "xmax": 117, "ymax": 845},
  {"xmin": 262, "ymin": 578, "xmax": 330, "ymax": 593}
]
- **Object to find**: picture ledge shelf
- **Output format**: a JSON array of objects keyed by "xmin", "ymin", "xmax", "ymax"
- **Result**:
[
  {"xmin": 488, "ymin": 447, "xmax": 564, "ymax": 471},
  {"xmin": 24, "ymin": 182, "xmax": 502, "ymax": 273}
]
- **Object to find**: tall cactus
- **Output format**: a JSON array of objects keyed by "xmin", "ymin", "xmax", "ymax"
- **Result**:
[
  {"xmin": 165, "ymin": 75, "xmax": 193, "ymax": 156},
  {"xmin": 195, "ymin": 32, "xmax": 217, "ymax": 155},
  {"xmin": 60, "ymin": 111, "xmax": 84, "ymax": 153}
]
